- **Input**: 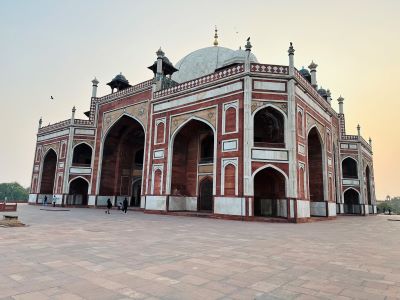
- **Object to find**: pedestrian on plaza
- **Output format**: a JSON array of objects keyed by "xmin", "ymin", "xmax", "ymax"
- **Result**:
[
  {"xmin": 43, "ymin": 195, "xmax": 47, "ymax": 206},
  {"xmin": 123, "ymin": 197, "xmax": 128, "ymax": 214},
  {"xmin": 106, "ymin": 198, "xmax": 112, "ymax": 214},
  {"xmin": 389, "ymin": 208, "xmax": 392, "ymax": 215}
]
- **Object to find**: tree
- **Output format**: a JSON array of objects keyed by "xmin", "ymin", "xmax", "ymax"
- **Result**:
[{"xmin": 0, "ymin": 182, "xmax": 29, "ymax": 202}]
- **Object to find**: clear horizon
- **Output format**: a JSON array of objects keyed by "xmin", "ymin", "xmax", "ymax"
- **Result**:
[{"xmin": 0, "ymin": 0, "xmax": 399, "ymax": 199}]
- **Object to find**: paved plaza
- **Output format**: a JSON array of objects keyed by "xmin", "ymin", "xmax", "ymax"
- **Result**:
[{"xmin": 1, "ymin": 205, "xmax": 400, "ymax": 300}]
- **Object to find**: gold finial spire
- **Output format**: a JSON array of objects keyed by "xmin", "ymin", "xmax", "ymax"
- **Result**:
[{"xmin": 213, "ymin": 26, "xmax": 218, "ymax": 46}]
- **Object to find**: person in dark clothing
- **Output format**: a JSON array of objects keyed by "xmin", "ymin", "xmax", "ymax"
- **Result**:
[
  {"xmin": 106, "ymin": 198, "xmax": 112, "ymax": 214},
  {"xmin": 123, "ymin": 198, "xmax": 128, "ymax": 214}
]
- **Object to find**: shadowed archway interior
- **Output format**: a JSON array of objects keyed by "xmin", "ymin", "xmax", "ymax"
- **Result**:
[
  {"xmin": 342, "ymin": 157, "xmax": 358, "ymax": 178},
  {"xmin": 344, "ymin": 188, "xmax": 360, "ymax": 214},
  {"xmin": 254, "ymin": 106, "xmax": 285, "ymax": 148},
  {"xmin": 254, "ymin": 167, "xmax": 286, "ymax": 217},
  {"xmin": 40, "ymin": 149, "xmax": 57, "ymax": 194},
  {"xmin": 68, "ymin": 177, "xmax": 89, "ymax": 205},
  {"xmin": 72, "ymin": 144, "xmax": 92, "ymax": 166},
  {"xmin": 171, "ymin": 119, "xmax": 214, "ymax": 211},
  {"xmin": 99, "ymin": 116, "xmax": 145, "ymax": 197},
  {"xmin": 307, "ymin": 127, "xmax": 324, "ymax": 202}
]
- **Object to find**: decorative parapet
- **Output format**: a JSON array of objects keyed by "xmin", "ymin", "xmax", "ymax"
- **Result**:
[
  {"xmin": 294, "ymin": 68, "xmax": 332, "ymax": 113},
  {"xmin": 340, "ymin": 134, "xmax": 372, "ymax": 153},
  {"xmin": 97, "ymin": 79, "xmax": 153, "ymax": 103},
  {"xmin": 38, "ymin": 118, "xmax": 95, "ymax": 134},
  {"xmin": 154, "ymin": 64, "xmax": 244, "ymax": 99},
  {"xmin": 250, "ymin": 63, "xmax": 288, "ymax": 75},
  {"xmin": 73, "ymin": 119, "xmax": 93, "ymax": 126},
  {"xmin": 341, "ymin": 134, "xmax": 358, "ymax": 141},
  {"xmin": 38, "ymin": 119, "xmax": 72, "ymax": 134}
]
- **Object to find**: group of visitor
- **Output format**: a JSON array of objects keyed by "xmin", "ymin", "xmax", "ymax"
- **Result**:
[
  {"xmin": 42, "ymin": 195, "xmax": 56, "ymax": 207},
  {"xmin": 105, "ymin": 197, "xmax": 128, "ymax": 214}
]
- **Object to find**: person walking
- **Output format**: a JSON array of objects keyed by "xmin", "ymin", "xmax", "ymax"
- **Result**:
[
  {"xmin": 106, "ymin": 198, "xmax": 112, "ymax": 214},
  {"xmin": 123, "ymin": 197, "xmax": 128, "ymax": 214},
  {"xmin": 43, "ymin": 195, "xmax": 48, "ymax": 206}
]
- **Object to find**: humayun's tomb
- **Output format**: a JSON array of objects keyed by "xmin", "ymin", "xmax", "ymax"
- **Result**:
[{"xmin": 28, "ymin": 30, "xmax": 376, "ymax": 222}]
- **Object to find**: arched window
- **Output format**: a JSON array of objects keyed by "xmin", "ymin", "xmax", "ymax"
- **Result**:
[
  {"xmin": 72, "ymin": 144, "xmax": 92, "ymax": 166},
  {"xmin": 297, "ymin": 111, "xmax": 303, "ymax": 136},
  {"xmin": 156, "ymin": 122, "xmax": 165, "ymax": 144},
  {"xmin": 224, "ymin": 164, "xmax": 236, "ymax": 196},
  {"xmin": 57, "ymin": 175, "xmax": 63, "ymax": 194},
  {"xmin": 342, "ymin": 157, "xmax": 358, "ymax": 178},
  {"xmin": 254, "ymin": 107, "xmax": 285, "ymax": 147},
  {"xmin": 60, "ymin": 143, "xmax": 66, "ymax": 158},
  {"xmin": 225, "ymin": 107, "xmax": 237, "ymax": 133},
  {"xmin": 200, "ymin": 135, "xmax": 214, "ymax": 163},
  {"xmin": 298, "ymin": 167, "xmax": 305, "ymax": 199},
  {"xmin": 153, "ymin": 169, "xmax": 162, "ymax": 195}
]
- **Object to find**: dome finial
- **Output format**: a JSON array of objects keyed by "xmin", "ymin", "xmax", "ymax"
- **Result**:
[{"xmin": 213, "ymin": 26, "xmax": 218, "ymax": 47}]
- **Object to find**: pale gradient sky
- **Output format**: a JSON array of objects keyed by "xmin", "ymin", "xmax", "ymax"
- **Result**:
[{"xmin": 0, "ymin": 0, "xmax": 398, "ymax": 199}]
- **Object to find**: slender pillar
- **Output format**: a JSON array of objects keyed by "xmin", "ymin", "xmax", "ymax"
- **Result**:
[
  {"xmin": 309, "ymin": 61, "xmax": 318, "ymax": 89},
  {"xmin": 91, "ymin": 78, "xmax": 99, "ymax": 98},
  {"xmin": 338, "ymin": 96, "xmax": 344, "ymax": 114},
  {"xmin": 287, "ymin": 42, "xmax": 297, "ymax": 201},
  {"xmin": 243, "ymin": 38, "xmax": 253, "ymax": 205}
]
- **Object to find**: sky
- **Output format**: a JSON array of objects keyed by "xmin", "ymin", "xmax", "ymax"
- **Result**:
[{"xmin": 0, "ymin": 0, "xmax": 398, "ymax": 199}]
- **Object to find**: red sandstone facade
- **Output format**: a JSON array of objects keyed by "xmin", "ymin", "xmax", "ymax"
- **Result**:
[{"xmin": 28, "ymin": 39, "xmax": 376, "ymax": 221}]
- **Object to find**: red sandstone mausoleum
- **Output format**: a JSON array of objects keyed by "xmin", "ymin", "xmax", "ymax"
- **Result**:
[{"xmin": 29, "ymin": 31, "xmax": 376, "ymax": 221}]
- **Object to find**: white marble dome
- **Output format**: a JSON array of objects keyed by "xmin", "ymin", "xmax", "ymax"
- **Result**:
[{"xmin": 172, "ymin": 46, "xmax": 258, "ymax": 83}]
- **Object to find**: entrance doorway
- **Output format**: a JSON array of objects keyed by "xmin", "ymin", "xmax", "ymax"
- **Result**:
[{"xmin": 198, "ymin": 178, "xmax": 213, "ymax": 212}]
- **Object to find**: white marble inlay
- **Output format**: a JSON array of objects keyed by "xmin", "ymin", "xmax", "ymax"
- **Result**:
[
  {"xmin": 69, "ymin": 167, "xmax": 92, "ymax": 174},
  {"xmin": 252, "ymin": 149, "xmax": 288, "ymax": 161},
  {"xmin": 254, "ymin": 81, "xmax": 286, "ymax": 92},
  {"xmin": 342, "ymin": 179, "xmax": 360, "ymax": 186},
  {"xmin": 75, "ymin": 129, "xmax": 95, "ymax": 136},
  {"xmin": 222, "ymin": 139, "xmax": 238, "ymax": 151},
  {"xmin": 37, "ymin": 129, "xmax": 69, "ymax": 142},
  {"xmin": 154, "ymin": 82, "xmax": 243, "ymax": 112},
  {"xmin": 153, "ymin": 149, "xmax": 164, "ymax": 159}
]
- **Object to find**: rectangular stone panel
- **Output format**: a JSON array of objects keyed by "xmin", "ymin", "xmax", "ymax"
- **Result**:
[
  {"xmin": 222, "ymin": 139, "xmax": 238, "ymax": 152},
  {"xmin": 37, "ymin": 129, "xmax": 69, "ymax": 142},
  {"xmin": 154, "ymin": 82, "xmax": 243, "ymax": 112},
  {"xmin": 252, "ymin": 149, "xmax": 288, "ymax": 161},
  {"xmin": 254, "ymin": 80, "xmax": 286, "ymax": 92},
  {"xmin": 214, "ymin": 197, "xmax": 245, "ymax": 216},
  {"xmin": 74, "ymin": 128, "xmax": 95, "ymax": 136}
]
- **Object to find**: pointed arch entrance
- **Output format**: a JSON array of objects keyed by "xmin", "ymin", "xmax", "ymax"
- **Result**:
[
  {"xmin": 253, "ymin": 167, "xmax": 286, "ymax": 217},
  {"xmin": 199, "ymin": 177, "xmax": 213, "ymax": 211},
  {"xmin": 40, "ymin": 149, "xmax": 57, "ymax": 194},
  {"xmin": 170, "ymin": 119, "xmax": 215, "ymax": 212},
  {"xmin": 343, "ymin": 188, "xmax": 360, "ymax": 214},
  {"xmin": 68, "ymin": 177, "xmax": 89, "ymax": 205},
  {"xmin": 365, "ymin": 166, "xmax": 372, "ymax": 206},
  {"xmin": 99, "ymin": 115, "xmax": 145, "ymax": 206},
  {"xmin": 307, "ymin": 127, "xmax": 325, "ymax": 204}
]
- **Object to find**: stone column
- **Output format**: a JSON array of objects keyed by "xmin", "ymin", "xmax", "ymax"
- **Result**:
[
  {"xmin": 287, "ymin": 43, "xmax": 298, "ymax": 201},
  {"xmin": 91, "ymin": 78, "xmax": 99, "ymax": 98},
  {"xmin": 309, "ymin": 61, "xmax": 318, "ymax": 89},
  {"xmin": 243, "ymin": 39, "xmax": 253, "ymax": 214}
]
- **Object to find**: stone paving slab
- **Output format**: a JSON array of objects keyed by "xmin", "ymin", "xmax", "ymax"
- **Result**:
[{"xmin": 1, "ymin": 205, "xmax": 400, "ymax": 299}]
